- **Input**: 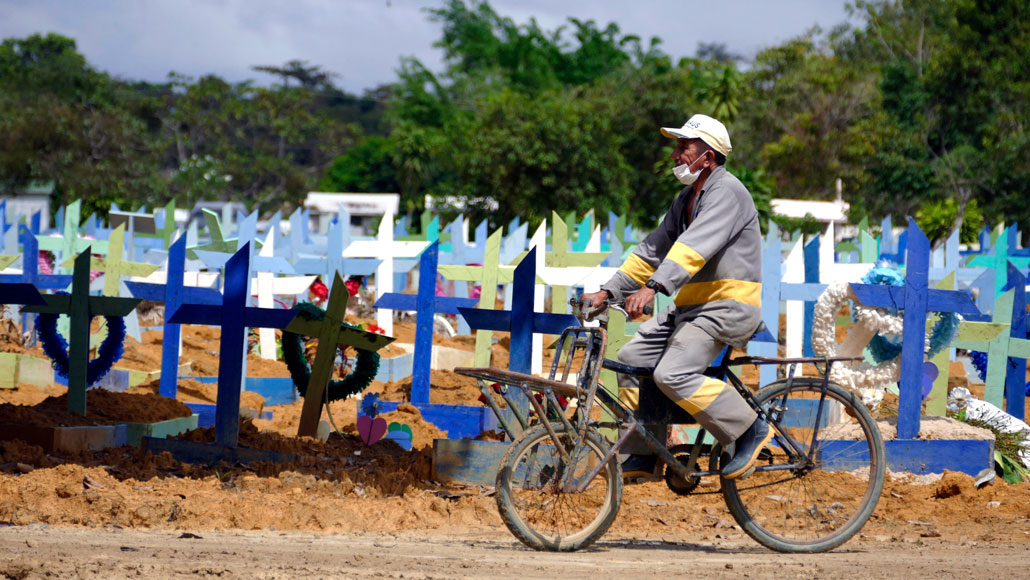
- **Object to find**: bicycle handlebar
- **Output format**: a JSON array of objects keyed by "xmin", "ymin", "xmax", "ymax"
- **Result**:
[{"xmin": 570, "ymin": 297, "xmax": 652, "ymax": 320}]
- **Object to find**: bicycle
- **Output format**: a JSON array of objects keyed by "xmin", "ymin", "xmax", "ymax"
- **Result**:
[{"xmin": 455, "ymin": 299, "xmax": 886, "ymax": 553}]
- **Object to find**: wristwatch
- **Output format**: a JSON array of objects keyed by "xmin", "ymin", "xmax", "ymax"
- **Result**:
[{"xmin": 645, "ymin": 279, "xmax": 668, "ymax": 296}]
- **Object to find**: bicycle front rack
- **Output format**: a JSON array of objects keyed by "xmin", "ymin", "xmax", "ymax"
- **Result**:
[{"xmin": 455, "ymin": 326, "xmax": 607, "ymax": 441}]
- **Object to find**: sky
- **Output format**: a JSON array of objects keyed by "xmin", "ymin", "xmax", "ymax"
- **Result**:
[{"xmin": 0, "ymin": 0, "xmax": 857, "ymax": 94}]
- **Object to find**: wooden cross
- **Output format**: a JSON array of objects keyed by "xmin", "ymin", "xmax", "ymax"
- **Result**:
[
  {"xmin": 570, "ymin": 210, "xmax": 594, "ymax": 252},
  {"xmin": 61, "ymin": 224, "xmax": 160, "ymax": 298},
  {"xmin": 126, "ymin": 235, "xmax": 223, "ymax": 398},
  {"xmin": 374, "ymin": 241, "xmax": 478, "ymax": 403},
  {"xmin": 952, "ymin": 262, "xmax": 1028, "ymax": 418},
  {"xmin": 168, "ymin": 243, "xmax": 298, "ymax": 447},
  {"xmin": 458, "ymin": 245, "xmax": 579, "ymax": 375},
  {"xmin": 187, "ymin": 209, "xmax": 262, "ymax": 259},
  {"xmin": 779, "ymin": 236, "xmax": 826, "ymax": 365},
  {"xmin": 849, "ymin": 219, "xmax": 981, "ymax": 439},
  {"xmin": 252, "ymin": 229, "xmax": 316, "ymax": 359},
  {"xmin": 749, "ymin": 225, "xmax": 784, "ymax": 386},
  {"xmin": 137, "ymin": 201, "xmax": 177, "ymax": 251},
  {"xmin": 342, "ymin": 210, "xmax": 428, "ymax": 336},
  {"xmin": 397, "ymin": 210, "xmax": 437, "ymax": 242},
  {"xmin": 439, "ymin": 229, "xmax": 512, "ymax": 367},
  {"xmin": 24, "ymin": 249, "xmax": 141, "ymax": 415},
  {"xmin": 293, "ymin": 272, "xmax": 396, "ymax": 437},
  {"xmin": 293, "ymin": 219, "xmax": 381, "ymax": 291},
  {"xmin": 36, "ymin": 200, "xmax": 108, "ymax": 273},
  {"xmin": 969, "ymin": 226, "xmax": 1030, "ymax": 298}
]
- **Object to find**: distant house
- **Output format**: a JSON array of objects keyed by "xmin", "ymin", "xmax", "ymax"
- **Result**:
[
  {"xmin": 303, "ymin": 192, "xmax": 400, "ymax": 235},
  {"xmin": 0, "ymin": 180, "xmax": 54, "ymax": 232}
]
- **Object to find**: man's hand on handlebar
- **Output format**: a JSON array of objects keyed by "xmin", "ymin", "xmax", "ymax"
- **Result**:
[
  {"xmin": 580, "ymin": 290, "xmax": 610, "ymax": 310},
  {"xmin": 624, "ymin": 286, "xmax": 656, "ymax": 320}
]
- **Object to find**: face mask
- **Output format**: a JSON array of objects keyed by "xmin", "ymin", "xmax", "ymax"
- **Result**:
[{"xmin": 672, "ymin": 153, "xmax": 706, "ymax": 185}]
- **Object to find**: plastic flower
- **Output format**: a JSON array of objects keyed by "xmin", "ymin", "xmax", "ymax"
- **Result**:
[
  {"xmin": 344, "ymin": 278, "xmax": 360, "ymax": 297},
  {"xmin": 361, "ymin": 393, "xmax": 380, "ymax": 417}
]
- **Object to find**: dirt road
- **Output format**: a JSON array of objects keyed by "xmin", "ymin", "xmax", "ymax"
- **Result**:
[{"xmin": 1, "ymin": 526, "xmax": 1027, "ymax": 580}]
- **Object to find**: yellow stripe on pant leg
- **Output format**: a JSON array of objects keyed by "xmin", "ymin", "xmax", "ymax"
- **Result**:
[
  {"xmin": 618, "ymin": 387, "xmax": 640, "ymax": 411},
  {"xmin": 672, "ymin": 377, "xmax": 726, "ymax": 415},
  {"xmin": 619, "ymin": 254, "xmax": 655, "ymax": 286}
]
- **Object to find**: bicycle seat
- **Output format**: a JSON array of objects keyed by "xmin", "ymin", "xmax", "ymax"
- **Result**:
[{"xmin": 749, "ymin": 321, "xmax": 774, "ymax": 343}]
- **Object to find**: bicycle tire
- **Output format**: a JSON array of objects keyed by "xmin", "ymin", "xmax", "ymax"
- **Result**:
[
  {"xmin": 720, "ymin": 378, "xmax": 885, "ymax": 553},
  {"xmin": 495, "ymin": 423, "xmax": 622, "ymax": 551}
]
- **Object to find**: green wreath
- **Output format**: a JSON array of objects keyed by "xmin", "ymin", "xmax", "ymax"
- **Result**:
[{"xmin": 281, "ymin": 302, "xmax": 381, "ymax": 402}]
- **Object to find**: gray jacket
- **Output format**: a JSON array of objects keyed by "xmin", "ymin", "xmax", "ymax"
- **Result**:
[{"xmin": 602, "ymin": 166, "xmax": 763, "ymax": 348}]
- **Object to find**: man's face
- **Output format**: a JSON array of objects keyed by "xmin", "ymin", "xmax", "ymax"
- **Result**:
[{"xmin": 671, "ymin": 138, "xmax": 708, "ymax": 168}]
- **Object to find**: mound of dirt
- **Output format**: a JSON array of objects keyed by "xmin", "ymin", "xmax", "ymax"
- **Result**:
[{"xmin": 0, "ymin": 389, "xmax": 192, "ymax": 427}]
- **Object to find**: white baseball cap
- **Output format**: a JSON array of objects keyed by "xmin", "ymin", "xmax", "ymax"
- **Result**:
[{"xmin": 661, "ymin": 114, "xmax": 732, "ymax": 157}]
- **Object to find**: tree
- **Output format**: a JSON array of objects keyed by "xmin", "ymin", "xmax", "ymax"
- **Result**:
[{"xmin": 0, "ymin": 33, "xmax": 164, "ymax": 217}]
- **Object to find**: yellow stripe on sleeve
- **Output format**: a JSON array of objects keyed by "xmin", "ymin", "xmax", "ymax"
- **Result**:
[
  {"xmin": 666, "ymin": 242, "xmax": 706, "ymax": 276},
  {"xmin": 619, "ymin": 254, "xmax": 655, "ymax": 286},
  {"xmin": 674, "ymin": 279, "xmax": 762, "ymax": 307}
]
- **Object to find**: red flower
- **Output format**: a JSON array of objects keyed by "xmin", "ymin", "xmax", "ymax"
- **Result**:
[
  {"xmin": 344, "ymin": 278, "xmax": 360, "ymax": 297},
  {"xmin": 310, "ymin": 279, "xmax": 329, "ymax": 301},
  {"xmin": 364, "ymin": 323, "xmax": 386, "ymax": 335}
]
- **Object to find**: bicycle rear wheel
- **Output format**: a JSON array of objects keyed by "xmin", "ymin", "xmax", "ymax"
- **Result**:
[
  {"xmin": 721, "ymin": 378, "xmax": 885, "ymax": 553},
  {"xmin": 496, "ymin": 423, "xmax": 622, "ymax": 551}
]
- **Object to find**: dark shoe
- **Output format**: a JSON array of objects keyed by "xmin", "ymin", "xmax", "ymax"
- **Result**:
[
  {"xmin": 620, "ymin": 454, "xmax": 658, "ymax": 481},
  {"xmin": 721, "ymin": 418, "xmax": 774, "ymax": 479}
]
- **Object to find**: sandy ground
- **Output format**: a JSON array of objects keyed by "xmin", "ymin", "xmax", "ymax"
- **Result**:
[{"xmin": 2, "ymin": 526, "xmax": 1030, "ymax": 580}]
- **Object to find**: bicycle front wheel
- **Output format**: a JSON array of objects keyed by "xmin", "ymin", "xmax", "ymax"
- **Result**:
[
  {"xmin": 721, "ymin": 378, "xmax": 885, "ymax": 553},
  {"xmin": 496, "ymin": 423, "xmax": 622, "ymax": 551}
]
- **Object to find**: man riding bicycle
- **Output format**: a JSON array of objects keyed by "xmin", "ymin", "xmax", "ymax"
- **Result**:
[{"xmin": 581, "ymin": 114, "xmax": 771, "ymax": 480}]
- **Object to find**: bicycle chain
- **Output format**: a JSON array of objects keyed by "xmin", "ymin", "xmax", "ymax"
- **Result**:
[{"xmin": 678, "ymin": 474, "xmax": 801, "ymax": 496}]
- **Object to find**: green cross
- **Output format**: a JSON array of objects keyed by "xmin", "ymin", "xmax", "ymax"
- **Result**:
[
  {"xmin": 397, "ymin": 210, "xmax": 439, "ymax": 242},
  {"xmin": 925, "ymin": 273, "xmax": 957, "ymax": 416},
  {"xmin": 836, "ymin": 218, "xmax": 878, "ymax": 263},
  {"xmin": 969, "ymin": 227, "xmax": 1030, "ymax": 296},
  {"xmin": 514, "ymin": 212, "xmax": 607, "ymax": 315},
  {"xmin": 952, "ymin": 289, "xmax": 1012, "ymax": 408},
  {"xmin": 187, "ymin": 209, "xmax": 261, "ymax": 259},
  {"xmin": 36, "ymin": 201, "xmax": 108, "ymax": 273},
  {"xmin": 0, "ymin": 255, "xmax": 19, "ymax": 271},
  {"xmin": 60, "ymin": 224, "xmax": 160, "ymax": 297},
  {"xmin": 24, "ymin": 249, "xmax": 140, "ymax": 415},
  {"xmin": 438, "ymin": 229, "xmax": 514, "ymax": 367},
  {"xmin": 138, "ymin": 201, "xmax": 177, "ymax": 249},
  {"xmin": 597, "ymin": 309, "xmax": 639, "ymax": 438},
  {"xmin": 290, "ymin": 272, "xmax": 396, "ymax": 438}
]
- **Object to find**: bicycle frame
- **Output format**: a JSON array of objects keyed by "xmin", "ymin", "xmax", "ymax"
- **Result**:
[{"xmin": 456, "ymin": 323, "xmax": 862, "ymax": 494}]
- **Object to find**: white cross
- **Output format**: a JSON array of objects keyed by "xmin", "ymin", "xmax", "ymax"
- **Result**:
[
  {"xmin": 341, "ymin": 210, "xmax": 428, "ymax": 336},
  {"xmin": 254, "ymin": 228, "xmax": 317, "ymax": 359}
]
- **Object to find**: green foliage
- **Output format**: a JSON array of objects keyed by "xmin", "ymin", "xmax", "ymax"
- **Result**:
[
  {"xmin": 915, "ymin": 198, "xmax": 985, "ymax": 246},
  {"xmin": 320, "ymin": 136, "xmax": 400, "ymax": 194},
  {"xmin": 1, "ymin": 0, "xmax": 1028, "ymax": 242}
]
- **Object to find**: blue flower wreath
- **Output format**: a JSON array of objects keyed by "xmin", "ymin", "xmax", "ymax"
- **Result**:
[
  {"xmin": 860, "ymin": 265, "xmax": 960, "ymax": 364},
  {"xmin": 36, "ymin": 299, "xmax": 126, "ymax": 386}
]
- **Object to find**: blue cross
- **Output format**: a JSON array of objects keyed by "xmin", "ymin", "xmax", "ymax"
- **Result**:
[
  {"xmin": 849, "ymin": 219, "xmax": 981, "ymax": 439},
  {"xmin": 374, "ymin": 241, "xmax": 478, "ymax": 403},
  {"xmin": 0, "ymin": 226, "xmax": 73, "ymax": 289},
  {"xmin": 126, "ymin": 235, "xmax": 223, "ymax": 399},
  {"xmin": 458, "ymin": 246, "xmax": 579, "ymax": 375},
  {"xmin": 168, "ymin": 243, "xmax": 298, "ymax": 447},
  {"xmin": 1003, "ymin": 262, "xmax": 1027, "ymax": 419}
]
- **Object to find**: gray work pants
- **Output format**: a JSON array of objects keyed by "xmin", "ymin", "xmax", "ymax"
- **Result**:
[{"xmin": 617, "ymin": 309, "xmax": 757, "ymax": 452}]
